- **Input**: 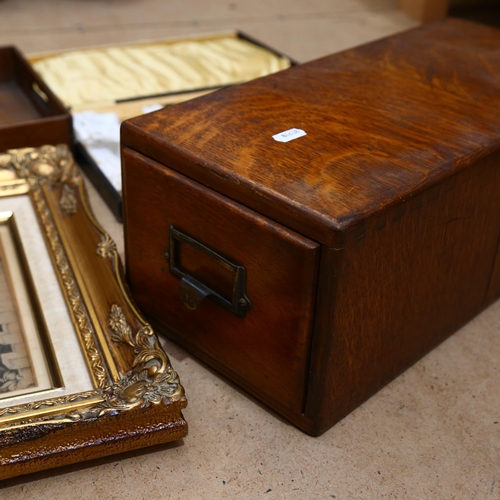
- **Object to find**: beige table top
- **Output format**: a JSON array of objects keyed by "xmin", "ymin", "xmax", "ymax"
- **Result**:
[{"xmin": 1, "ymin": 1, "xmax": 498, "ymax": 498}]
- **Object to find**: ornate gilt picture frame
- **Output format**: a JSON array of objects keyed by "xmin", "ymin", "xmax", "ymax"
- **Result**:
[{"xmin": 0, "ymin": 145, "xmax": 187, "ymax": 480}]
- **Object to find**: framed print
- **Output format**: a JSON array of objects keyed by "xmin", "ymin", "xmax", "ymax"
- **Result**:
[
  {"xmin": 0, "ymin": 209, "xmax": 62, "ymax": 401},
  {"xmin": 0, "ymin": 145, "xmax": 187, "ymax": 480}
]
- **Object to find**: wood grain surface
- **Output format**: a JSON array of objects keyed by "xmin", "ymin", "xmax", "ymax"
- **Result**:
[
  {"xmin": 123, "ymin": 148, "xmax": 319, "ymax": 414},
  {"xmin": 122, "ymin": 19, "xmax": 500, "ymax": 247},
  {"xmin": 306, "ymin": 152, "xmax": 500, "ymax": 434},
  {"xmin": 122, "ymin": 19, "xmax": 500, "ymax": 435}
]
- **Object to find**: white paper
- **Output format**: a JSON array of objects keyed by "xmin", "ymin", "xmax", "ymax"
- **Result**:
[
  {"xmin": 272, "ymin": 128, "xmax": 307, "ymax": 143},
  {"xmin": 73, "ymin": 111, "xmax": 122, "ymax": 192},
  {"xmin": 142, "ymin": 103, "xmax": 163, "ymax": 114}
]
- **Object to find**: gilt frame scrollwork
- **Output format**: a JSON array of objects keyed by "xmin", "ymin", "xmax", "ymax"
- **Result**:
[{"xmin": 0, "ymin": 145, "xmax": 187, "ymax": 480}]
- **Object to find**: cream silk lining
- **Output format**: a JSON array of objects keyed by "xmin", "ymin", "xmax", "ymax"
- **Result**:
[{"xmin": 32, "ymin": 35, "xmax": 291, "ymax": 110}]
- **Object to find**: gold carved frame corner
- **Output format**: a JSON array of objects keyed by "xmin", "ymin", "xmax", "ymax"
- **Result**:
[{"xmin": 0, "ymin": 145, "xmax": 187, "ymax": 479}]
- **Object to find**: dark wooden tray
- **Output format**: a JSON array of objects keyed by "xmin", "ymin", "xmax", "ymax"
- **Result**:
[{"xmin": 0, "ymin": 47, "xmax": 72, "ymax": 151}]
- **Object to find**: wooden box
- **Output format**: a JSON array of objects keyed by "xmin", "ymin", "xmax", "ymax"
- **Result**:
[
  {"xmin": 0, "ymin": 47, "xmax": 72, "ymax": 151},
  {"xmin": 121, "ymin": 19, "xmax": 500, "ymax": 436}
]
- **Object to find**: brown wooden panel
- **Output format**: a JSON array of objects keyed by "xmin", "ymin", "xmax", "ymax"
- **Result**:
[
  {"xmin": 123, "ymin": 148, "xmax": 320, "ymax": 414},
  {"xmin": 0, "ymin": 46, "xmax": 13, "ymax": 81},
  {"xmin": 305, "ymin": 153, "xmax": 500, "ymax": 435},
  {"xmin": 486, "ymin": 236, "xmax": 500, "ymax": 303},
  {"xmin": 122, "ymin": 19, "xmax": 500, "ymax": 246}
]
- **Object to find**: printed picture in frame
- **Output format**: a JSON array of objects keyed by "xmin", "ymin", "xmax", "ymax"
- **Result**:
[{"xmin": 0, "ymin": 208, "xmax": 62, "ymax": 401}]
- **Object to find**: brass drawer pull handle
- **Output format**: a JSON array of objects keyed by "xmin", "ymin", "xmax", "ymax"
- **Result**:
[{"xmin": 166, "ymin": 226, "xmax": 251, "ymax": 318}]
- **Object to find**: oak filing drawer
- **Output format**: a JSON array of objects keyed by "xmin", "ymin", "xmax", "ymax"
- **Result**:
[
  {"xmin": 122, "ymin": 19, "xmax": 500, "ymax": 435},
  {"xmin": 123, "ymin": 148, "xmax": 320, "ymax": 416}
]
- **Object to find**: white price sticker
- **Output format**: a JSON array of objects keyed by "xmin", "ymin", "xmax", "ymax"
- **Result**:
[{"xmin": 272, "ymin": 128, "xmax": 307, "ymax": 143}]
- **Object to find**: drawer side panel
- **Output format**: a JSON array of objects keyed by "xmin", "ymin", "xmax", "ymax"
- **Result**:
[{"xmin": 306, "ymin": 151, "xmax": 500, "ymax": 434}]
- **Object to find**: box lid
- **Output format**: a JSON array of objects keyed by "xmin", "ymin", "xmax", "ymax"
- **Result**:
[{"xmin": 122, "ymin": 19, "xmax": 500, "ymax": 247}]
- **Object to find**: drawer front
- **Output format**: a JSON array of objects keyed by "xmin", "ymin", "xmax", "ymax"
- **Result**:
[{"xmin": 123, "ymin": 148, "xmax": 320, "ymax": 413}]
